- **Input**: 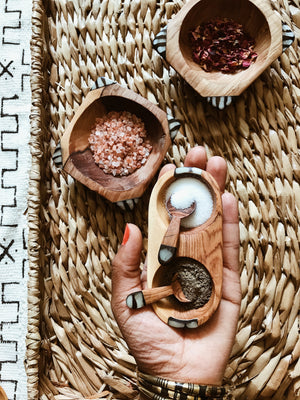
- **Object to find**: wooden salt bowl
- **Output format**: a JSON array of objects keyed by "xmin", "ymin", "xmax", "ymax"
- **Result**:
[
  {"xmin": 166, "ymin": 0, "xmax": 283, "ymax": 97},
  {"xmin": 60, "ymin": 82, "xmax": 171, "ymax": 203},
  {"xmin": 147, "ymin": 167, "xmax": 223, "ymax": 328}
]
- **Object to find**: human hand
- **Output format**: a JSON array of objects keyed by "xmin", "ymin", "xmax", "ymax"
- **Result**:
[{"xmin": 111, "ymin": 146, "xmax": 241, "ymax": 386}]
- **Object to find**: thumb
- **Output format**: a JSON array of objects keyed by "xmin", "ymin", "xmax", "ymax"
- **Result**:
[{"xmin": 111, "ymin": 223, "xmax": 143, "ymax": 315}]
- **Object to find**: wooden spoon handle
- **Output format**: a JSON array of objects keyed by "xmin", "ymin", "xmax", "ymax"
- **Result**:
[
  {"xmin": 158, "ymin": 215, "xmax": 181, "ymax": 265},
  {"xmin": 126, "ymin": 286, "xmax": 173, "ymax": 309}
]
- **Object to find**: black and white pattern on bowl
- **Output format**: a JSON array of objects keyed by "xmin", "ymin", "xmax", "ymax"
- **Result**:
[{"xmin": 153, "ymin": 22, "xmax": 295, "ymax": 110}]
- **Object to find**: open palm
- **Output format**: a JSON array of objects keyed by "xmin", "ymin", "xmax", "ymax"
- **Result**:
[{"xmin": 112, "ymin": 147, "xmax": 241, "ymax": 385}]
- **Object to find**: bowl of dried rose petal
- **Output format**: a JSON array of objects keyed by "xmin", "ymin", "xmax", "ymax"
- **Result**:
[
  {"xmin": 59, "ymin": 79, "xmax": 172, "ymax": 204},
  {"xmin": 165, "ymin": 0, "xmax": 283, "ymax": 97}
]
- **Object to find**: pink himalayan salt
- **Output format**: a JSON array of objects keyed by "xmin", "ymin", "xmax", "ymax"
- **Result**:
[{"xmin": 88, "ymin": 111, "xmax": 152, "ymax": 176}]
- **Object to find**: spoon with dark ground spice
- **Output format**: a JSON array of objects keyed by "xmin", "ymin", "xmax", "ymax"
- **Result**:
[{"xmin": 126, "ymin": 273, "xmax": 191, "ymax": 309}]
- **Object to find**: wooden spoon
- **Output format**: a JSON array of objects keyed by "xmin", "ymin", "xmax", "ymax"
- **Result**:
[
  {"xmin": 126, "ymin": 274, "xmax": 190, "ymax": 309},
  {"xmin": 158, "ymin": 198, "xmax": 196, "ymax": 265}
]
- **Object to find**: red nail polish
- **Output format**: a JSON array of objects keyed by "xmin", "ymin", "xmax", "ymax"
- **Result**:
[{"xmin": 122, "ymin": 223, "xmax": 130, "ymax": 245}]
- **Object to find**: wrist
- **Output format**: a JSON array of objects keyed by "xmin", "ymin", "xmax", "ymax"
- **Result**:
[{"xmin": 136, "ymin": 363, "xmax": 224, "ymax": 386}]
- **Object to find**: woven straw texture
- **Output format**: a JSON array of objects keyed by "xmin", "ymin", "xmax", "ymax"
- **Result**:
[{"xmin": 27, "ymin": 0, "xmax": 300, "ymax": 399}]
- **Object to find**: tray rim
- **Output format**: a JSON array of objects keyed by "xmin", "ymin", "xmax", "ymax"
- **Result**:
[{"xmin": 26, "ymin": 0, "xmax": 47, "ymax": 398}]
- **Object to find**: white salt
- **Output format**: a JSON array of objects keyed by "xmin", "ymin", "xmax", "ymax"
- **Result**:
[
  {"xmin": 165, "ymin": 177, "xmax": 214, "ymax": 228},
  {"xmin": 169, "ymin": 191, "xmax": 194, "ymax": 209}
]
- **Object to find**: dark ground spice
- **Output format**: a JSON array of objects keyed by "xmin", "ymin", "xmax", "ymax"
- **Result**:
[
  {"xmin": 189, "ymin": 17, "xmax": 257, "ymax": 73},
  {"xmin": 159, "ymin": 257, "xmax": 213, "ymax": 310}
]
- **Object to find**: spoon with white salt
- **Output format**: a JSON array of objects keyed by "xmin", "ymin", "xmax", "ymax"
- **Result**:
[{"xmin": 158, "ymin": 196, "xmax": 196, "ymax": 265}]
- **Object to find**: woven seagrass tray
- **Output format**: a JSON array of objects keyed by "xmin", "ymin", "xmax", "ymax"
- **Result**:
[{"xmin": 27, "ymin": 0, "xmax": 300, "ymax": 399}]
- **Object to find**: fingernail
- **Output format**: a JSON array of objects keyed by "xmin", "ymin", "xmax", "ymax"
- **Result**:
[{"xmin": 122, "ymin": 223, "xmax": 130, "ymax": 245}]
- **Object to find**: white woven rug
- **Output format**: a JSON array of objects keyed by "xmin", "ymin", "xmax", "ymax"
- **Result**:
[{"xmin": 0, "ymin": 0, "xmax": 32, "ymax": 399}]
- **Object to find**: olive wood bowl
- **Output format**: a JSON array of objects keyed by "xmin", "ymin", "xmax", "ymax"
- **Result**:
[
  {"xmin": 147, "ymin": 167, "xmax": 223, "ymax": 329},
  {"xmin": 166, "ymin": 0, "xmax": 283, "ymax": 97},
  {"xmin": 60, "ymin": 82, "xmax": 171, "ymax": 203}
]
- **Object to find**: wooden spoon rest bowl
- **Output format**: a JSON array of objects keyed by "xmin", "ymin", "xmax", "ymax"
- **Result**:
[
  {"xmin": 147, "ymin": 167, "xmax": 223, "ymax": 328},
  {"xmin": 166, "ymin": 0, "xmax": 283, "ymax": 97},
  {"xmin": 60, "ymin": 81, "xmax": 171, "ymax": 203}
]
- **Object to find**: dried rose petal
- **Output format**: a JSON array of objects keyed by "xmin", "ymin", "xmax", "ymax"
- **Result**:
[{"xmin": 189, "ymin": 17, "xmax": 257, "ymax": 73}]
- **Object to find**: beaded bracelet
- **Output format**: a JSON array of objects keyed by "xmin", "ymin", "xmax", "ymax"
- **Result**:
[{"xmin": 137, "ymin": 370, "xmax": 234, "ymax": 400}]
